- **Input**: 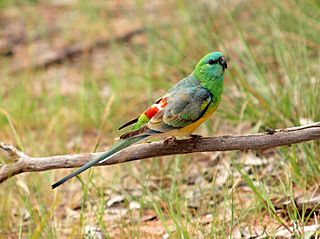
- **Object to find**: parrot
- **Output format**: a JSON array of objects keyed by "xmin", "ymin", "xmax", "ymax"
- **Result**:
[{"xmin": 52, "ymin": 52, "xmax": 227, "ymax": 189}]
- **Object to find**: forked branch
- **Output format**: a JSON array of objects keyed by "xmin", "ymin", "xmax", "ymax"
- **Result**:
[{"xmin": 1, "ymin": 122, "xmax": 319, "ymax": 184}]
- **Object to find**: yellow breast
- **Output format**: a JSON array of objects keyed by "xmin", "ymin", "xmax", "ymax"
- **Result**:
[{"xmin": 157, "ymin": 107, "xmax": 217, "ymax": 139}]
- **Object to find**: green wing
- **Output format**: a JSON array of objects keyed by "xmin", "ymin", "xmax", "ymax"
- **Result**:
[
  {"xmin": 148, "ymin": 86, "xmax": 212, "ymax": 132},
  {"xmin": 119, "ymin": 75, "xmax": 213, "ymax": 139}
]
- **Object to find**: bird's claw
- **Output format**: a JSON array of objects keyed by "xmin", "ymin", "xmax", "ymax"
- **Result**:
[
  {"xmin": 265, "ymin": 127, "xmax": 275, "ymax": 135},
  {"xmin": 190, "ymin": 134, "xmax": 202, "ymax": 144},
  {"xmin": 164, "ymin": 136, "xmax": 177, "ymax": 145},
  {"xmin": 190, "ymin": 134, "xmax": 202, "ymax": 139}
]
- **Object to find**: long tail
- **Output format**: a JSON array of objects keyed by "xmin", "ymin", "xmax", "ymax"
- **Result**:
[{"xmin": 51, "ymin": 135, "xmax": 148, "ymax": 189}]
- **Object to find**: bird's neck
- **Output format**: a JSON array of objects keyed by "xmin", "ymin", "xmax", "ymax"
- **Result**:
[
  {"xmin": 194, "ymin": 74, "xmax": 224, "ymax": 106},
  {"xmin": 204, "ymin": 76, "xmax": 224, "ymax": 95}
]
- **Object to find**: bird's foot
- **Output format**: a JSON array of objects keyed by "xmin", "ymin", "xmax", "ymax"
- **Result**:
[
  {"xmin": 265, "ymin": 127, "xmax": 275, "ymax": 135},
  {"xmin": 190, "ymin": 134, "xmax": 202, "ymax": 144},
  {"xmin": 190, "ymin": 134, "xmax": 202, "ymax": 139},
  {"xmin": 164, "ymin": 136, "xmax": 177, "ymax": 145}
]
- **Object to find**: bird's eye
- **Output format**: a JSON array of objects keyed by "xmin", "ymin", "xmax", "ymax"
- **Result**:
[{"xmin": 208, "ymin": 59, "xmax": 215, "ymax": 65}]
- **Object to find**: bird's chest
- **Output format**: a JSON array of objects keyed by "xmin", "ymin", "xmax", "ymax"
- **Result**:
[
  {"xmin": 167, "ymin": 106, "xmax": 217, "ymax": 137},
  {"xmin": 182, "ymin": 108, "xmax": 215, "ymax": 131}
]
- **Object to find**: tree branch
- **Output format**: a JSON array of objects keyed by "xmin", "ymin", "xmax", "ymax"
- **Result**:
[{"xmin": 1, "ymin": 122, "xmax": 319, "ymax": 184}]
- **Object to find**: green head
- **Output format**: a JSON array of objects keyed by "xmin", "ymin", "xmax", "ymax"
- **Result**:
[{"xmin": 193, "ymin": 52, "xmax": 227, "ymax": 83}]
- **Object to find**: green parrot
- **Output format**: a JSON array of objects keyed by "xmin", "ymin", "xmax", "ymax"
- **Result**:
[{"xmin": 52, "ymin": 52, "xmax": 227, "ymax": 189}]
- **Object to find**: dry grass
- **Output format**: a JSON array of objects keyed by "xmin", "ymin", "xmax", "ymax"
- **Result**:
[{"xmin": 0, "ymin": 0, "xmax": 320, "ymax": 238}]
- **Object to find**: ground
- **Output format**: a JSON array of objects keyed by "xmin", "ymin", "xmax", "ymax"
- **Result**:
[{"xmin": 0, "ymin": 0, "xmax": 320, "ymax": 238}]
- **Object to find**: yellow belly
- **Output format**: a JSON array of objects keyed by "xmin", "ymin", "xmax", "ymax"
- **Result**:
[{"xmin": 156, "ymin": 107, "xmax": 216, "ymax": 139}]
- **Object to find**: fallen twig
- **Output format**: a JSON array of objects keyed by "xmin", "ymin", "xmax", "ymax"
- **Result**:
[
  {"xmin": 0, "ymin": 26, "xmax": 60, "ymax": 56},
  {"xmin": 0, "ymin": 122, "xmax": 319, "ymax": 184},
  {"xmin": 11, "ymin": 28, "xmax": 145, "ymax": 73}
]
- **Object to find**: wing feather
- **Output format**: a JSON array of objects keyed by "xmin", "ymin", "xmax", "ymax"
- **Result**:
[{"xmin": 119, "ymin": 76, "xmax": 213, "ymax": 139}]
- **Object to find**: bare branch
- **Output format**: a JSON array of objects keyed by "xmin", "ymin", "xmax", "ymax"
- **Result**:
[
  {"xmin": 0, "ymin": 122, "xmax": 319, "ymax": 184},
  {"xmin": 0, "ymin": 141, "xmax": 28, "ymax": 159}
]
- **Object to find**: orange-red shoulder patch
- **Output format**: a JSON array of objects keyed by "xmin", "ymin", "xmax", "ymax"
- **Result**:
[
  {"xmin": 160, "ymin": 98, "xmax": 168, "ymax": 107},
  {"xmin": 144, "ymin": 98, "xmax": 168, "ymax": 119},
  {"xmin": 144, "ymin": 106, "xmax": 159, "ymax": 119}
]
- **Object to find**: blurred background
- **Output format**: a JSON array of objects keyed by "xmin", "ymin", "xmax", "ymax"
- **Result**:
[{"xmin": 0, "ymin": 0, "xmax": 319, "ymax": 238}]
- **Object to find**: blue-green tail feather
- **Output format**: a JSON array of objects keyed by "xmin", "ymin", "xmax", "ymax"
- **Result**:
[{"xmin": 51, "ymin": 135, "xmax": 148, "ymax": 189}]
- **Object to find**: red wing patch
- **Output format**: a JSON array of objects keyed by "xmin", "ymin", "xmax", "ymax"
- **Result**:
[
  {"xmin": 144, "ymin": 106, "xmax": 159, "ymax": 119},
  {"xmin": 144, "ymin": 98, "xmax": 168, "ymax": 119},
  {"xmin": 160, "ymin": 98, "xmax": 168, "ymax": 107}
]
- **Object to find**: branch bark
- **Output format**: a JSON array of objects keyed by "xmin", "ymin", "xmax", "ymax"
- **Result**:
[{"xmin": 1, "ymin": 122, "xmax": 319, "ymax": 184}]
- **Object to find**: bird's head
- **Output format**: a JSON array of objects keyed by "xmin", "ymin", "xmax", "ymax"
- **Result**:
[{"xmin": 193, "ymin": 52, "xmax": 227, "ymax": 82}]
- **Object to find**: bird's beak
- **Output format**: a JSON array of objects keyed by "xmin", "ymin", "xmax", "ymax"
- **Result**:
[{"xmin": 219, "ymin": 57, "xmax": 227, "ymax": 70}]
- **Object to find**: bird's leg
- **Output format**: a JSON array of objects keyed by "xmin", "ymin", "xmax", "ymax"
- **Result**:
[
  {"xmin": 265, "ymin": 127, "xmax": 275, "ymax": 135},
  {"xmin": 190, "ymin": 134, "xmax": 202, "ymax": 144},
  {"xmin": 190, "ymin": 134, "xmax": 202, "ymax": 138},
  {"xmin": 163, "ymin": 136, "xmax": 177, "ymax": 145}
]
